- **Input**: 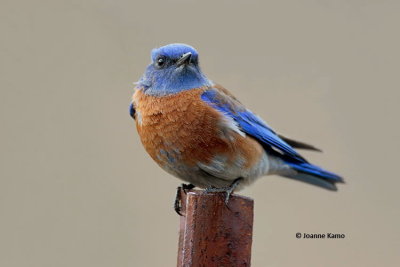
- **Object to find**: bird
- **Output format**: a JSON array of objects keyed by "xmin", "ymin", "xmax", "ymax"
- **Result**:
[{"xmin": 130, "ymin": 43, "xmax": 343, "ymax": 213}]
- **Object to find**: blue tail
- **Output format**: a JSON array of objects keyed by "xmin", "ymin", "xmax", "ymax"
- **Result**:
[{"xmin": 283, "ymin": 161, "xmax": 344, "ymax": 191}]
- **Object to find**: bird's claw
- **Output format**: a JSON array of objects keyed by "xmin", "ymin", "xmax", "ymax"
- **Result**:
[
  {"xmin": 205, "ymin": 186, "xmax": 234, "ymax": 205},
  {"xmin": 204, "ymin": 178, "xmax": 243, "ymax": 205},
  {"xmin": 174, "ymin": 183, "xmax": 195, "ymax": 216}
]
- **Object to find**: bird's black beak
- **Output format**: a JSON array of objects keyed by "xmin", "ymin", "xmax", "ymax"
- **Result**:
[{"xmin": 176, "ymin": 52, "xmax": 192, "ymax": 67}]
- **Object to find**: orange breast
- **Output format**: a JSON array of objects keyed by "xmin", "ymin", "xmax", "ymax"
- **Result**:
[{"xmin": 132, "ymin": 88, "xmax": 263, "ymax": 170}]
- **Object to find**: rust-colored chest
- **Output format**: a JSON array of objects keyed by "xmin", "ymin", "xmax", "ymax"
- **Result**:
[{"xmin": 132, "ymin": 88, "xmax": 231, "ymax": 167}]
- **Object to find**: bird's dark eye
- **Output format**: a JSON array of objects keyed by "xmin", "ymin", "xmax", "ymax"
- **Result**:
[{"xmin": 155, "ymin": 56, "xmax": 166, "ymax": 68}]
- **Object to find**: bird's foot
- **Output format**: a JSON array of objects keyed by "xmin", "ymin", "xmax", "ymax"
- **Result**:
[
  {"xmin": 174, "ymin": 183, "xmax": 195, "ymax": 216},
  {"xmin": 204, "ymin": 178, "xmax": 243, "ymax": 205}
]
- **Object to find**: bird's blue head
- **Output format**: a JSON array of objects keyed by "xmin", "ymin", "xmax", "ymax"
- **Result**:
[{"xmin": 137, "ymin": 43, "xmax": 212, "ymax": 96}]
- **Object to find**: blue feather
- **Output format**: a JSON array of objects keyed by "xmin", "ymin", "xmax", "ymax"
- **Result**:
[
  {"xmin": 137, "ymin": 44, "xmax": 212, "ymax": 96},
  {"xmin": 129, "ymin": 102, "xmax": 135, "ymax": 119},
  {"xmin": 201, "ymin": 89, "xmax": 343, "ymax": 184},
  {"xmin": 201, "ymin": 90, "xmax": 307, "ymax": 163},
  {"xmin": 284, "ymin": 161, "xmax": 343, "ymax": 182}
]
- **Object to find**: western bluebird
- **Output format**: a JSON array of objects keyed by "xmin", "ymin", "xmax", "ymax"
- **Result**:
[{"xmin": 130, "ymin": 43, "xmax": 343, "ymax": 213}]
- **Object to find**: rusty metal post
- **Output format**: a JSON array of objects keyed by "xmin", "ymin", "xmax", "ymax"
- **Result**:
[{"xmin": 177, "ymin": 190, "xmax": 254, "ymax": 267}]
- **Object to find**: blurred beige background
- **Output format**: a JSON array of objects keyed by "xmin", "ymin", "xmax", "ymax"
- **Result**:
[{"xmin": 1, "ymin": 0, "xmax": 399, "ymax": 266}]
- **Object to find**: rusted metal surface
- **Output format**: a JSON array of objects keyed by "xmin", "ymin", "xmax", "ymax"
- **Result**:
[{"xmin": 177, "ymin": 190, "xmax": 254, "ymax": 267}]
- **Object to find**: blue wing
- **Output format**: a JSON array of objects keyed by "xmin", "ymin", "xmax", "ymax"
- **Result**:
[
  {"xmin": 201, "ymin": 87, "xmax": 307, "ymax": 163},
  {"xmin": 201, "ymin": 86, "xmax": 343, "ymax": 185},
  {"xmin": 129, "ymin": 102, "xmax": 135, "ymax": 119}
]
